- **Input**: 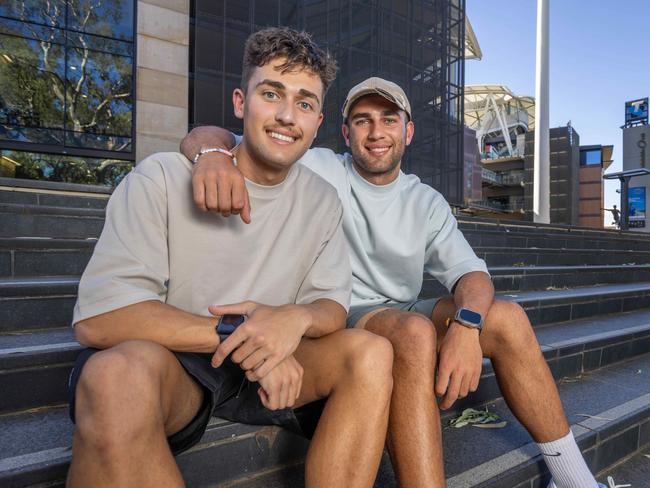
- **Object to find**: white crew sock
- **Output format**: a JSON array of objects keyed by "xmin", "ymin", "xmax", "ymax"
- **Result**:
[{"xmin": 538, "ymin": 430, "xmax": 598, "ymax": 488}]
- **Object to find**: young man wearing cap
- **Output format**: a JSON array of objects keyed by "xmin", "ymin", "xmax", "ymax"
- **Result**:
[
  {"xmin": 66, "ymin": 29, "xmax": 394, "ymax": 488},
  {"xmin": 180, "ymin": 78, "xmax": 604, "ymax": 488}
]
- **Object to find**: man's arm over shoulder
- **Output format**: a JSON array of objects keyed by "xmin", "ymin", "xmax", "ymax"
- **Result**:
[
  {"xmin": 74, "ymin": 154, "xmax": 218, "ymax": 353},
  {"xmin": 423, "ymin": 191, "xmax": 489, "ymax": 292}
]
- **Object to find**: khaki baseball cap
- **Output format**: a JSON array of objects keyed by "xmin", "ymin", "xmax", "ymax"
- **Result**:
[{"xmin": 342, "ymin": 77, "xmax": 412, "ymax": 120}]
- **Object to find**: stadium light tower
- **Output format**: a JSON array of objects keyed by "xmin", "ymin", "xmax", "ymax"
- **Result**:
[{"xmin": 533, "ymin": 0, "xmax": 550, "ymax": 223}]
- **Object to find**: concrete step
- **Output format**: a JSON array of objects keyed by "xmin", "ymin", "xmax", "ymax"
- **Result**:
[
  {"xmin": 0, "ymin": 277, "xmax": 78, "ymax": 332},
  {"xmin": 463, "ymin": 227, "xmax": 650, "ymax": 252},
  {"xmin": 0, "ymin": 188, "xmax": 109, "ymax": 209},
  {"xmin": 4, "ymin": 352, "xmax": 649, "ymax": 488},
  {"xmin": 2, "ymin": 308, "xmax": 649, "ymax": 417},
  {"xmin": 3, "ymin": 276, "xmax": 650, "ymax": 333},
  {"xmin": 422, "ymin": 265, "xmax": 650, "ymax": 296},
  {"xmin": 599, "ymin": 450, "xmax": 650, "ymax": 488},
  {"xmin": 0, "ymin": 238, "xmax": 96, "ymax": 278},
  {"xmin": 458, "ymin": 216, "xmax": 650, "ymax": 242},
  {"xmin": 476, "ymin": 246, "xmax": 650, "ymax": 266},
  {"xmin": 0, "ymin": 204, "xmax": 104, "ymax": 239}
]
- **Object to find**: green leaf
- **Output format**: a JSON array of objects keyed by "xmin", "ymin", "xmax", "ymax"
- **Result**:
[{"xmin": 473, "ymin": 421, "xmax": 507, "ymax": 429}]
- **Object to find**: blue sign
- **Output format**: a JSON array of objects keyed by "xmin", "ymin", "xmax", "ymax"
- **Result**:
[
  {"xmin": 629, "ymin": 186, "xmax": 646, "ymax": 221},
  {"xmin": 626, "ymin": 98, "xmax": 649, "ymax": 124}
]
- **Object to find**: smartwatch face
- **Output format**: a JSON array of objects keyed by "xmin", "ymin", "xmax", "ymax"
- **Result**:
[
  {"xmin": 458, "ymin": 308, "xmax": 482, "ymax": 326},
  {"xmin": 217, "ymin": 314, "xmax": 246, "ymax": 335}
]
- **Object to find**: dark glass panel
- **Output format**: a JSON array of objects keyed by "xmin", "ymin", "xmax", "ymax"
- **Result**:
[
  {"xmin": 225, "ymin": 0, "xmax": 250, "ymax": 23},
  {"xmin": 580, "ymin": 149, "xmax": 601, "ymax": 166},
  {"xmin": 0, "ymin": 149, "xmax": 133, "ymax": 186},
  {"xmin": 0, "ymin": 33, "xmax": 65, "ymax": 132},
  {"xmin": 253, "ymin": 0, "xmax": 278, "ymax": 27},
  {"xmin": 65, "ymin": 47, "xmax": 132, "ymax": 148},
  {"xmin": 194, "ymin": 18, "xmax": 224, "ymax": 74},
  {"xmin": 278, "ymin": 1, "xmax": 299, "ymax": 27},
  {"xmin": 193, "ymin": 72, "xmax": 223, "ymax": 125},
  {"xmin": 0, "ymin": 16, "xmax": 65, "ymax": 44},
  {"xmin": 195, "ymin": 0, "xmax": 224, "ymax": 18},
  {"xmin": 224, "ymin": 21, "xmax": 249, "ymax": 77},
  {"xmin": 67, "ymin": 0, "xmax": 134, "ymax": 41},
  {"xmin": 65, "ymin": 131, "xmax": 131, "ymax": 152},
  {"xmin": 66, "ymin": 30, "xmax": 132, "ymax": 56},
  {"xmin": 0, "ymin": 125, "xmax": 64, "ymax": 145},
  {"xmin": 0, "ymin": 0, "xmax": 66, "ymax": 27}
]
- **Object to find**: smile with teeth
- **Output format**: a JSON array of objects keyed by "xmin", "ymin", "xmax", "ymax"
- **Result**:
[
  {"xmin": 367, "ymin": 146, "xmax": 390, "ymax": 155},
  {"xmin": 268, "ymin": 131, "xmax": 296, "ymax": 143}
]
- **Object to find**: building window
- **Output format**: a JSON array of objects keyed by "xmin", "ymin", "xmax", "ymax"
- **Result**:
[
  {"xmin": 0, "ymin": 0, "xmax": 135, "ymax": 186},
  {"xmin": 580, "ymin": 149, "xmax": 601, "ymax": 166}
]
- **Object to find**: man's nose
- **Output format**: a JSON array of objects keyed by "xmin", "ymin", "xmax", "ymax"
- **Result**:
[
  {"xmin": 275, "ymin": 101, "xmax": 296, "ymax": 125},
  {"xmin": 368, "ymin": 122, "xmax": 384, "ymax": 140}
]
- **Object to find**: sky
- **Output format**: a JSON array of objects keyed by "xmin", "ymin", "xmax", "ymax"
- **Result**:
[{"xmin": 465, "ymin": 0, "xmax": 650, "ymax": 213}]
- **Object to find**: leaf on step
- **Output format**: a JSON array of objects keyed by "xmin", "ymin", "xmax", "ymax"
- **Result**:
[
  {"xmin": 450, "ymin": 407, "xmax": 503, "ymax": 429},
  {"xmin": 473, "ymin": 421, "xmax": 507, "ymax": 429},
  {"xmin": 643, "ymin": 453, "xmax": 650, "ymax": 460},
  {"xmin": 576, "ymin": 413, "xmax": 613, "ymax": 421}
]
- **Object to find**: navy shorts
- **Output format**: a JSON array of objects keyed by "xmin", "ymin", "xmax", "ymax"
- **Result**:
[
  {"xmin": 68, "ymin": 347, "xmax": 319, "ymax": 455},
  {"xmin": 346, "ymin": 297, "xmax": 441, "ymax": 328}
]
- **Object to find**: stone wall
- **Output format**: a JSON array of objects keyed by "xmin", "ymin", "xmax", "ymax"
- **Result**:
[{"xmin": 135, "ymin": 0, "xmax": 189, "ymax": 162}]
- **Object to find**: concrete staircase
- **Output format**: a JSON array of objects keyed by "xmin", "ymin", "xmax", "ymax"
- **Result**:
[{"xmin": 1, "ymin": 189, "xmax": 649, "ymax": 487}]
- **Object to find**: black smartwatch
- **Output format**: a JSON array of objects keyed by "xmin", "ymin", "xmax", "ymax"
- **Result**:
[
  {"xmin": 216, "ymin": 314, "xmax": 246, "ymax": 341},
  {"xmin": 452, "ymin": 308, "xmax": 483, "ymax": 333}
]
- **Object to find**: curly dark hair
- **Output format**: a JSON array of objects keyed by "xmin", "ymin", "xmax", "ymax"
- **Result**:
[{"xmin": 241, "ymin": 27, "xmax": 338, "ymax": 97}]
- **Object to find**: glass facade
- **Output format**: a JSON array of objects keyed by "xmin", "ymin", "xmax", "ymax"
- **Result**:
[
  {"xmin": 0, "ymin": 0, "xmax": 135, "ymax": 186},
  {"xmin": 580, "ymin": 148, "xmax": 602, "ymax": 166},
  {"xmin": 190, "ymin": 0, "xmax": 466, "ymax": 203}
]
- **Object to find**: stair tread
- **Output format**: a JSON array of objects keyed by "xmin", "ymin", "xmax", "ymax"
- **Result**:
[
  {"xmin": 2, "ymin": 308, "xmax": 650, "ymax": 361},
  {"xmin": 1, "ymin": 349, "xmax": 649, "ymax": 485},
  {"xmin": 498, "ymin": 281, "xmax": 650, "ymax": 301},
  {"xmin": 600, "ymin": 451, "xmax": 650, "ymax": 486}
]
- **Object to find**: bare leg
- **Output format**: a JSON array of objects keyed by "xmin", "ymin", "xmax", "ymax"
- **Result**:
[
  {"xmin": 432, "ymin": 298, "xmax": 570, "ymax": 442},
  {"xmin": 293, "ymin": 329, "xmax": 394, "ymax": 488},
  {"xmin": 358, "ymin": 310, "xmax": 446, "ymax": 488},
  {"xmin": 67, "ymin": 340, "xmax": 204, "ymax": 488}
]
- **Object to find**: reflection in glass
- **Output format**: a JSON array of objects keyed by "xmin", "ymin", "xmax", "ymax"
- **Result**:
[
  {"xmin": 0, "ymin": 0, "xmax": 135, "ymax": 174},
  {"xmin": 66, "ymin": 47, "xmax": 132, "ymax": 149},
  {"xmin": 0, "ymin": 33, "xmax": 65, "ymax": 136},
  {"xmin": 0, "ymin": 0, "xmax": 66, "ymax": 27},
  {"xmin": 0, "ymin": 149, "xmax": 133, "ymax": 186},
  {"xmin": 67, "ymin": 0, "xmax": 134, "ymax": 41}
]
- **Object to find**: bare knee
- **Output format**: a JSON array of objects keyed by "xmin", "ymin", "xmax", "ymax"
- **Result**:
[
  {"xmin": 391, "ymin": 313, "xmax": 436, "ymax": 362},
  {"xmin": 74, "ymin": 341, "xmax": 170, "ymax": 450},
  {"xmin": 484, "ymin": 301, "xmax": 537, "ymax": 351},
  {"xmin": 341, "ymin": 330, "xmax": 394, "ymax": 394}
]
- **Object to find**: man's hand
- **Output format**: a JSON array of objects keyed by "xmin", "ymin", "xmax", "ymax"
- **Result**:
[
  {"xmin": 255, "ymin": 355, "xmax": 304, "ymax": 410},
  {"xmin": 192, "ymin": 153, "xmax": 251, "ymax": 223},
  {"xmin": 210, "ymin": 301, "xmax": 310, "ymax": 380},
  {"xmin": 435, "ymin": 322, "xmax": 483, "ymax": 410}
]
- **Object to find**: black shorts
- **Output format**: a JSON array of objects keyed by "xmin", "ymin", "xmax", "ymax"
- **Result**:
[{"xmin": 68, "ymin": 348, "xmax": 318, "ymax": 455}]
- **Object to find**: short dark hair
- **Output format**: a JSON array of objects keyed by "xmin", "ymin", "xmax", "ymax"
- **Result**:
[{"xmin": 241, "ymin": 27, "xmax": 338, "ymax": 97}]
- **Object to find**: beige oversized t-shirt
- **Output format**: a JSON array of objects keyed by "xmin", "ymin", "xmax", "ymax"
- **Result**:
[{"xmin": 73, "ymin": 152, "xmax": 351, "ymax": 324}]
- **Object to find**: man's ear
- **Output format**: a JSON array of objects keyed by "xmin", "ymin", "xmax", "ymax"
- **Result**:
[
  {"xmin": 341, "ymin": 123, "xmax": 351, "ymax": 148},
  {"xmin": 233, "ymin": 88, "xmax": 245, "ymax": 120},
  {"xmin": 405, "ymin": 120, "xmax": 415, "ymax": 146}
]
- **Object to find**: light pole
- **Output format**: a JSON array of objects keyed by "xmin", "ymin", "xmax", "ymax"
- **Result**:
[{"xmin": 534, "ymin": 0, "xmax": 550, "ymax": 223}]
